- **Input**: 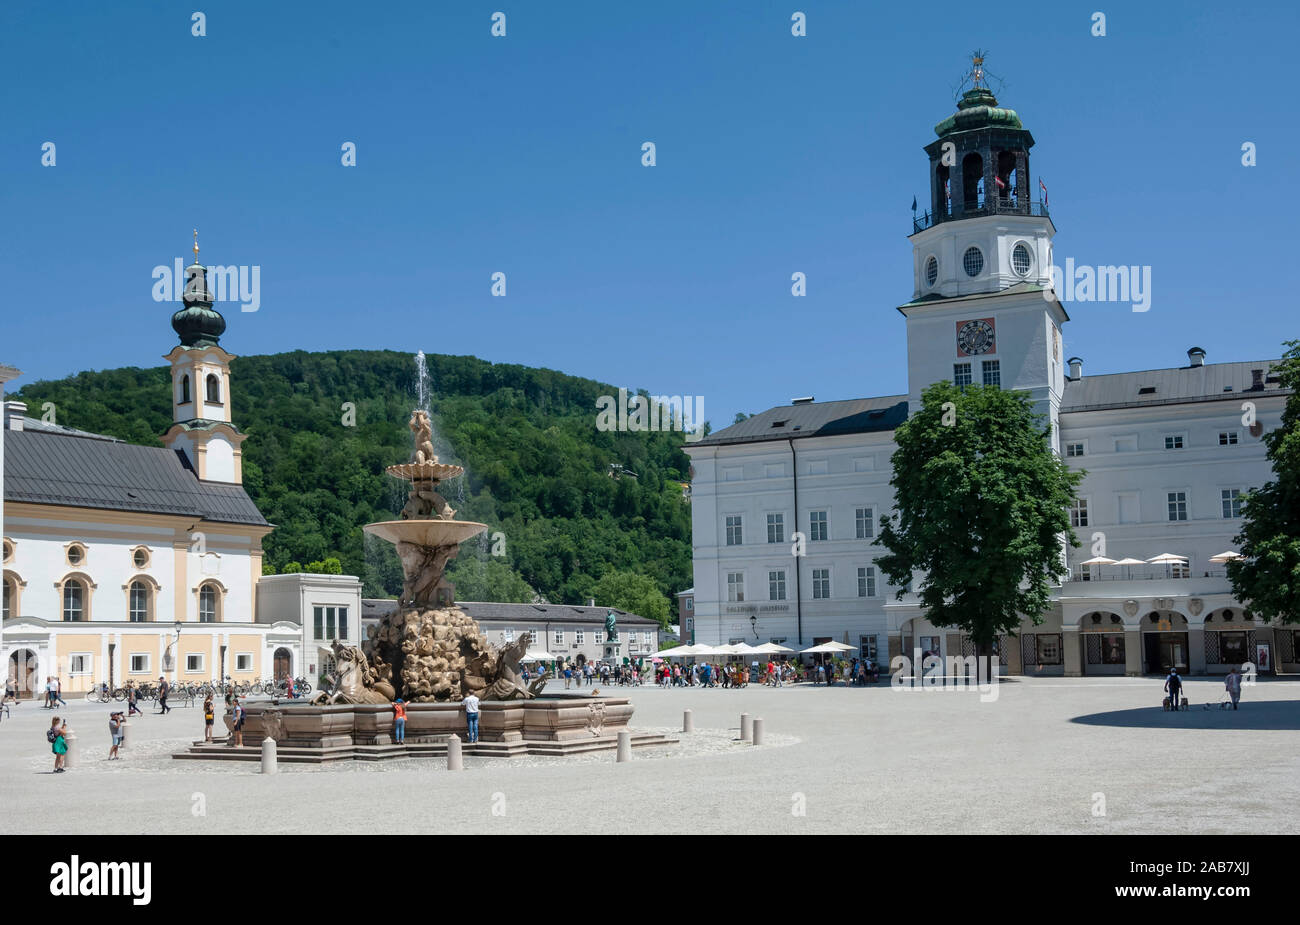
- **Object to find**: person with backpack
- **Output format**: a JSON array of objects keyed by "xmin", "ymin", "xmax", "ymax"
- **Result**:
[
  {"xmin": 156, "ymin": 676, "xmax": 171, "ymax": 714},
  {"xmin": 48, "ymin": 716, "xmax": 68, "ymax": 772},
  {"xmin": 1164, "ymin": 668, "xmax": 1184, "ymax": 711},
  {"xmin": 126, "ymin": 683, "xmax": 142, "ymax": 717}
]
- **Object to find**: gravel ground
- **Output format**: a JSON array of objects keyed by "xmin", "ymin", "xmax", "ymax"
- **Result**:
[{"xmin": 3, "ymin": 677, "xmax": 1298, "ymax": 834}]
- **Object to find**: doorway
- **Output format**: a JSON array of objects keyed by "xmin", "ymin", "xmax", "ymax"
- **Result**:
[
  {"xmin": 1144, "ymin": 633, "xmax": 1189, "ymax": 674},
  {"xmin": 273, "ymin": 648, "xmax": 291, "ymax": 681},
  {"xmin": 8, "ymin": 649, "xmax": 38, "ymax": 698}
]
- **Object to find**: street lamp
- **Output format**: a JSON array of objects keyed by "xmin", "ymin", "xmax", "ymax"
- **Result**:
[{"xmin": 750, "ymin": 615, "xmax": 758, "ymax": 639}]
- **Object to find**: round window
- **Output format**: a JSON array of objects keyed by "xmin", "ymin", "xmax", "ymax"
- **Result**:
[
  {"xmin": 962, "ymin": 247, "xmax": 984, "ymax": 277},
  {"xmin": 133, "ymin": 548, "xmax": 149, "ymax": 569},
  {"xmin": 67, "ymin": 545, "xmax": 84, "ymax": 566},
  {"xmin": 924, "ymin": 256, "xmax": 938, "ymax": 287},
  {"xmin": 1012, "ymin": 243, "xmax": 1032, "ymax": 276}
]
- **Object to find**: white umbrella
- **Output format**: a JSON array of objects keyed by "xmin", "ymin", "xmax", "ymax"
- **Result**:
[
  {"xmin": 1148, "ymin": 552, "xmax": 1189, "ymax": 579},
  {"xmin": 1209, "ymin": 550, "xmax": 1243, "ymax": 563},
  {"xmin": 801, "ymin": 641, "xmax": 855, "ymax": 654},
  {"xmin": 520, "ymin": 649, "xmax": 555, "ymax": 663},
  {"xmin": 653, "ymin": 645, "xmax": 692, "ymax": 658},
  {"xmin": 1113, "ymin": 557, "xmax": 1146, "ymax": 579},
  {"xmin": 753, "ymin": 642, "xmax": 794, "ymax": 654},
  {"xmin": 689, "ymin": 645, "xmax": 718, "ymax": 658},
  {"xmin": 1079, "ymin": 555, "xmax": 1117, "ymax": 580}
]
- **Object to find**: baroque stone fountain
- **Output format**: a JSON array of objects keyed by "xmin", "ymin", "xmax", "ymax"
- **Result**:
[{"xmin": 175, "ymin": 407, "xmax": 672, "ymax": 763}]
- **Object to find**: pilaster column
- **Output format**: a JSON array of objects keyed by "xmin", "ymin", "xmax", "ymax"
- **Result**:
[
  {"xmin": 1062, "ymin": 628, "xmax": 1082, "ymax": 678},
  {"xmin": 1188, "ymin": 627, "xmax": 1206, "ymax": 676},
  {"xmin": 1124, "ymin": 628, "xmax": 1143, "ymax": 677}
]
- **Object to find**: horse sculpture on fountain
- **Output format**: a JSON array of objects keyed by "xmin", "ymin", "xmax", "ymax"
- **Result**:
[{"xmin": 311, "ymin": 640, "xmax": 395, "ymax": 705}]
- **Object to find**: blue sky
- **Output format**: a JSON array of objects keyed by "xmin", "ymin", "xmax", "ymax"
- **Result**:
[{"xmin": 2, "ymin": 1, "xmax": 1295, "ymax": 428}]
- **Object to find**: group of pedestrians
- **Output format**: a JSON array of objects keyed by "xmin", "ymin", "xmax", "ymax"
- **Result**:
[
  {"xmin": 390, "ymin": 693, "xmax": 481, "ymax": 744},
  {"xmin": 41, "ymin": 676, "xmax": 67, "ymax": 709},
  {"xmin": 1163, "ymin": 665, "xmax": 1247, "ymax": 711},
  {"xmin": 555, "ymin": 662, "xmax": 644, "ymax": 688}
]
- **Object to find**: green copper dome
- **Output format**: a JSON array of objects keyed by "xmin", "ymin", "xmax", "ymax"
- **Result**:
[
  {"xmin": 171, "ymin": 262, "xmax": 226, "ymax": 348},
  {"xmin": 934, "ymin": 87, "xmax": 1024, "ymax": 138}
]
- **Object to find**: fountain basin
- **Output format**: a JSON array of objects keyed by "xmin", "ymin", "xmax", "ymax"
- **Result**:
[
  {"xmin": 363, "ymin": 519, "xmax": 489, "ymax": 547},
  {"xmin": 386, "ymin": 461, "xmax": 465, "ymax": 482}
]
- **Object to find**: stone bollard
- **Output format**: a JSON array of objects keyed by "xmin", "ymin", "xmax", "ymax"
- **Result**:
[
  {"xmin": 63, "ymin": 731, "xmax": 78, "ymax": 769},
  {"xmin": 446, "ymin": 734, "xmax": 463, "ymax": 771},
  {"xmin": 740, "ymin": 712, "xmax": 752, "ymax": 742},
  {"xmin": 616, "ymin": 730, "xmax": 632, "ymax": 763},
  {"xmin": 752, "ymin": 718, "xmax": 764, "ymax": 746},
  {"xmin": 261, "ymin": 737, "xmax": 277, "ymax": 774},
  {"xmin": 683, "ymin": 709, "xmax": 694, "ymax": 733},
  {"xmin": 119, "ymin": 721, "xmax": 129, "ymax": 747}
]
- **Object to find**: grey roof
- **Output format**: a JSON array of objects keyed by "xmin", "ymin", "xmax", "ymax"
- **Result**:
[
  {"xmin": 361, "ymin": 599, "xmax": 660, "ymax": 627},
  {"xmin": 3, "ymin": 426, "xmax": 270, "ymax": 527},
  {"xmin": 688, "ymin": 396, "xmax": 909, "ymax": 448},
  {"xmin": 1061, "ymin": 360, "xmax": 1288, "ymax": 413}
]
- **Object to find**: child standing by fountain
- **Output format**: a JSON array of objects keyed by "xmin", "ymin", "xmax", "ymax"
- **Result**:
[{"xmin": 393, "ymin": 698, "xmax": 407, "ymax": 744}]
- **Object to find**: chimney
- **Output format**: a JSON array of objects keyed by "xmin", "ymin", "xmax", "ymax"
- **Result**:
[
  {"xmin": 5, "ymin": 400, "xmax": 26, "ymax": 431},
  {"xmin": 588, "ymin": 598, "xmax": 596, "ymax": 607},
  {"xmin": 1187, "ymin": 347, "xmax": 1206, "ymax": 368},
  {"xmin": 1066, "ymin": 357, "xmax": 1083, "ymax": 381}
]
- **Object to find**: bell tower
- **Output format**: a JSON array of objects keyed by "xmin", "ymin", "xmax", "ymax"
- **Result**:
[
  {"xmin": 161, "ymin": 231, "xmax": 247, "ymax": 483},
  {"xmin": 900, "ymin": 55, "xmax": 1068, "ymax": 449}
]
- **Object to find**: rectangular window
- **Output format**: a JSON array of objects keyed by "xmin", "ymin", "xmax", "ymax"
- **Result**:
[
  {"xmin": 529, "ymin": 628, "xmax": 539, "ymax": 641},
  {"xmin": 953, "ymin": 363, "xmax": 972, "ymax": 387},
  {"xmin": 857, "ymin": 566, "xmax": 876, "ymax": 598},
  {"xmin": 1065, "ymin": 443, "xmax": 1085, "ymax": 457},
  {"xmin": 1070, "ymin": 499, "xmax": 1089, "ymax": 528},
  {"xmin": 1114, "ymin": 435, "xmax": 1138, "ymax": 452},
  {"xmin": 69, "ymin": 654, "xmax": 91, "ymax": 675},
  {"xmin": 982, "ymin": 360, "xmax": 1001, "ymax": 387},
  {"xmin": 504, "ymin": 628, "xmax": 514, "ymax": 642},
  {"xmin": 1164, "ymin": 434, "xmax": 1184, "ymax": 450},
  {"xmin": 1117, "ymin": 492, "xmax": 1140, "ymax": 524},
  {"xmin": 855, "ymin": 507, "xmax": 875, "ymax": 539},
  {"xmin": 235, "ymin": 654, "xmax": 252, "ymax": 672},
  {"xmin": 325, "ymin": 607, "xmax": 336, "ymax": 640},
  {"xmin": 1167, "ymin": 491, "xmax": 1188, "ymax": 521},
  {"xmin": 313, "ymin": 606, "xmax": 324, "ymax": 639},
  {"xmin": 812, "ymin": 568, "xmax": 830, "ymax": 599},
  {"xmin": 338, "ymin": 607, "xmax": 349, "ymax": 641},
  {"xmin": 768, "ymin": 570, "xmax": 786, "ymax": 601},
  {"xmin": 1170, "ymin": 561, "xmax": 1191, "ymax": 579},
  {"xmin": 1036, "ymin": 635, "xmax": 1062, "ymax": 665},
  {"xmin": 727, "ymin": 572, "xmax": 745, "ymax": 603},
  {"xmin": 185, "ymin": 654, "xmax": 204, "ymax": 673},
  {"xmin": 1221, "ymin": 488, "xmax": 1243, "ymax": 519},
  {"xmin": 766, "ymin": 513, "xmax": 784, "ymax": 544},
  {"xmin": 553, "ymin": 630, "xmax": 565, "ymax": 646},
  {"xmin": 642, "ymin": 631, "xmax": 652, "ymax": 645},
  {"xmin": 725, "ymin": 515, "xmax": 743, "ymax": 546},
  {"xmin": 684, "ymin": 598, "xmax": 693, "ymax": 612},
  {"xmin": 809, "ymin": 511, "xmax": 828, "ymax": 541},
  {"xmin": 1219, "ymin": 431, "xmax": 1239, "ymax": 446},
  {"xmin": 859, "ymin": 636, "xmax": 878, "ymax": 661},
  {"xmin": 129, "ymin": 654, "xmax": 149, "ymax": 674},
  {"xmin": 595, "ymin": 631, "xmax": 604, "ymax": 644},
  {"xmin": 575, "ymin": 629, "xmax": 584, "ymax": 645},
  {"xmin": 1220, "ymin": 632, "xmax": 1248, "ymax": 665},
  {"xmin": 1100, "ymin": 634, "xmax": 1126, "ymax": 665}
]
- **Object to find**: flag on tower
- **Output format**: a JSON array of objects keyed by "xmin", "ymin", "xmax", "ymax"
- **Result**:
[
  {"xmin": 994, "ymin": 175, "xmax": 1006, "ymax": 190},
  {"xmin": 911, "ymin": 195, "xmax": 917, "ymax": 212},
  {"xmin": 1039, "ymin": 178, "xmax": 1049, "ymax": 208}
]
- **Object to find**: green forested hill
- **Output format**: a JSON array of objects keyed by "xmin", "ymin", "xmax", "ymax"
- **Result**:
[{"xmin": 10, "ymin": 350, "xmax": 697, "ymax": 620}]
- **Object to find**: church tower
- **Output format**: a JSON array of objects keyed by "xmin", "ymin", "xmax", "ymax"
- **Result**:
[
  {"xmin": 161, "ymin": 233, "xmax": 247, "ymax": 483},
  {"xmin": 900, "ymin": 54, "xmax": 1068, "ymax": 449}
]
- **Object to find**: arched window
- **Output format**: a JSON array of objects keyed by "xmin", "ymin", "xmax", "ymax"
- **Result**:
[
  {"xmin": 180, "ymin": 374, "xmax": 191, "ymax": 404},
  {"xmin": 63, "ymin": 579, "xmax": 85, "ymax": 622},
  {"xmin": 2, "ymin": 576, "xmax": 11, "ymax": 620},
  {"xmin": 205, "ymin": 373, "xmax": 221, "ymax": 403},
  {"xmin": 129, "ymin": 581, "xmax": 150, "ymax": 622},
  {"xmin": 199, "ymin": 583, "xmax": 220, "ymax": 623},
  {"xmin": 961, "ymin": 152, "xmax": 984, "ymax": 211}
]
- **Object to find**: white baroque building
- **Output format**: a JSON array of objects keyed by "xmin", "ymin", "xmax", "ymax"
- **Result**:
[{"xmin": 686, "ymin": 79, "xmax": 1295, "ymax": 678}]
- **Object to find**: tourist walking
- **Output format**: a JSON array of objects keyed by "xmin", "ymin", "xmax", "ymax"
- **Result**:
[
  {"xmin": 1225, "ymin": 667, "xmax": 1243, "ymax": 710},
  {"xmin": 156, "ymin": 676, "xmax": 171, "ymax": 714},
  {"xmin": 43, "ymin": 676, "xmax": 55, "ymax": 709},
  {"xmin": 127, "ymin": 683, "xmax": 142, "ymax": 717},
  {"xmin": 563, "ymin": 664, "xmax": 572, "ymax": 689},
  {"xmin": 231, "ymin": 697, "xmax": 246, "ymax": 747},
  {"xmin": 54, "ymin": 677, "xmax": 67, "ymax": 708},
  {"xmin": 108, "ymin": 711, "xmax": 123, "ymax": 760},
  {"xmin": 393, "ymin": 698, "xmax": 407, "ymax": 743},
  {"xmin": 462, "ymin": 691, "xmax": 481, "ymax": 744},
  {"xmin": 48, "ymin": 716, "xmax": 68, "ymax": 772},
  {"xmin": 1164, "ymin": 668, "xmax": 1184, "ymax": 710},
  {"xmin": 203, "ymin": 695, "xmax": 215, "ymax": 741}
]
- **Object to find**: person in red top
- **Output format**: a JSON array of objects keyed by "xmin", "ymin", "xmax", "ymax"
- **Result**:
[{"xmin": 393, "ymin": 699, "xmax": 407, "ymax": 744}]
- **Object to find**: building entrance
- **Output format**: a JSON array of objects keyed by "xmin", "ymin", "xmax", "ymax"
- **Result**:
[{"xmin": 1144, "ymin": 632, "xmax": 1189, "ymax": 674}]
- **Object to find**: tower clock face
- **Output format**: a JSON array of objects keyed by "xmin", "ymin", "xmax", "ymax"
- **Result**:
[{"xmin": 956, "ymin": 318, "xmax": 996, "ymax": 357}]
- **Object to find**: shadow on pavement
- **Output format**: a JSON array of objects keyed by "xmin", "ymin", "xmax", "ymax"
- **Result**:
[{"xmin": 1071, "ymin": 699, "xmax": 1300, "ymax": 730}]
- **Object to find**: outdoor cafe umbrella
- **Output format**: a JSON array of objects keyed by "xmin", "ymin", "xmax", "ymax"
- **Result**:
[
  {"xmin": 1113, "ymin": 557, "xmax": 1146, "ymax": 580},
  {"xmin": 1079, "ymin": 555, "xmax": 1117, "ymax": 579},
  {"xmin": 1209, "ymin": 550, "xmax": 1244, "ymax": 563},
  {"xmin": 520, "ymin": 649, "xmax": 555, "ymax": 663},
  {"xmin": 800, "ymin": 641, "xmax": 855, "ymax": 654},
  {"xmin": 1147, "ymin": 552, "xmax": 1189, "ymax": 579},
  {"xmin": 752, "ymin": 642, "xmax": 794, "ymax": 654}
]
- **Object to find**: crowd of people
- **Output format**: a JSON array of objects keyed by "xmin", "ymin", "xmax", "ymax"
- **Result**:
[{"xmin": 647, "ymin": 657, "xmax": 883, "ymax": 688}]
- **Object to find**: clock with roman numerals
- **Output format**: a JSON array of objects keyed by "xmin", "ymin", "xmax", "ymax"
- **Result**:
[{"xmin": 956, "ymin": 318, "xmax": 996, "ymax": 357}]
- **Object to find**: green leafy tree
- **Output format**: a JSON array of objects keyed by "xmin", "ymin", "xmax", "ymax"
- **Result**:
[
  {"xmin": 591, "ymin": 570, "xmax": 671, "ymax": 627},
  {"xmin": 1229, "ymin": 340, "xmax": 1300, "ymax": 624},
  {"xmin": 876, "ymin": 381, "xmax": 1084, "ymax": 654},
  {"xmin": 282, "ymin": 561, "xmax": 303, "ymax": 574}
]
